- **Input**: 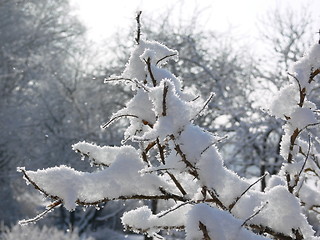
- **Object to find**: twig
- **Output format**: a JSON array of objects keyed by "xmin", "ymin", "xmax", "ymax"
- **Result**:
[
  {"xmin": 158, "ymin": 187, "xmax": 185, "ymax": 202},
  {"xmin": 19, "ymin": 168, "xmax": 59, "ymax": 200},
  {"xmin": 298, "ymin": 135, "xmax": 311, "ymax": 177},
  {"xmin": 142, "ymin": 167, "xmax": 176, "ymax": 173},
  {"xmin": 172, "ymin": 137, "xmax": 198, "ymax": 178},
  {"xmin": 229, "ymin": 173, "xmax": 268, "ymax": 211},
  {"xmin": 135, "ymin": 11, "xmax": 142, "ymax": 44},
  {"xmin": 199, "ymin": 221, "xmax": 211, "ymax": 240},
  {"xmin": 249, "ymin": 224, "xmax": 296, "ymax": 240},
  {"xmin": 156, "ymin": 138, "xmax": 165, "ymax": 164},
  {"xmin": 101, "ymin": 114, "xmax": 139, "ymax": 128},
  {"xmin": 145, "ymin": 57, "xmax": 157, "ymax": 87},
  {"xmin": 105, "ymin": 77, "xmax": 149, "ymax": 92},
  {"xmin": 241, "ymin": 201, "xmax": 268, "ymax": 227},
  {"xmin": 166, "ymin": 171, "xmax": 187, "ymax": 196},
  {"xmin": 19, "ymin": 200, "xmax": 62, "ymax": 225},
  {"xmin": 207, "ymin": 188, "xmax": 227, "ymax": 211},
  {"xmin": 73, "ymin": 149, "xmax": 108, "ymax": 167},
  {"xmin": 309, "ymin": 68, "xmax": 320, "ymax": 83},
  {"xmin": 162, "ymin": 82, "xmax": 169, "ymax": 116},
  {"xmin": 293, "ymin": 136, "xmax": 312, "ymax": 192},
  {"xmin": 124, "ymin": 225, "xmax": 185, "ymax": 235},
  {"xmin": 191, "ymin": 95, "xmax": 200, "ymax": 101},
  {"xmin": 103, "ymin": 114, "xmax": 154, "ymax": 129},
  {"xmin": 288, "ymin": 72, "xmax": 302, "ymax": 93},
  {"xmin": 157, "ymin": 201, "xmax": 192, "ymax": 218},
  {"xmin": 191, "ymin": 93, "xmax": 214, "ymax": 121},
  {"xmin": 200, "ymin": 136, "xmax": 228, "ymax": 155},
  {"xmin": 75, "ymin": 192, "xmax": 186, "ymax": 206},
  {"xmin": 156, "ymin": 53, "xmax": 177, "ymax": 65}
]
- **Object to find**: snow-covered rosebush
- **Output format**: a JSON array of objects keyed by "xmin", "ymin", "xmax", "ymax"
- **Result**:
[{"xmin": 19, "ymin": 15, "xmax": 320, "ymax": 239}]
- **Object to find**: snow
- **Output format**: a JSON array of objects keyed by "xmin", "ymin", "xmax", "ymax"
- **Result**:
[
  {"xmin": 291, "ymin": 43, "xmax": 320, "ymax": 91},
  {"xmin": 20, "ymin": 149, "xmax": 170, "ymax": 211},
  {"xmin": 122, "ymin": 40, "xmax": 178, "ymax": 85},
  {"xmin": 269, "ymin": 84, "xmax": 298, "ymax": 119},
  {"xmin": 290, "ymin": 107, "xmax": 317, "ymax": 129},
  {"xmin": 137, "ymin": 79, "xmax": 202, "ymax": 142},
  {"xmin": 197, "ymin": 147, "xmax": 251, "ymax": 207},
  {"xmin": 72, "ymin": 142, "xmax": 139, "ymax": 166},
  {"xmin": 253, "ymin": 186, "xmax": 314, "ymax": 237},
  {"xmin": 122, "ymin": 204, "xmax": 191, "ymax": 237},
  {"xmin": 185, "ymin": 203, "xmax": 268, "ymax": 240},
  {"xmin": 177, "ymin": 124, "xmax": 215, "ymax": 164}
]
